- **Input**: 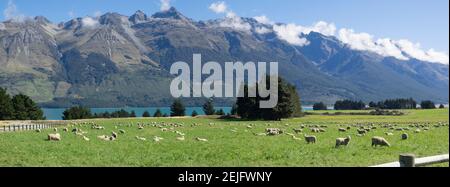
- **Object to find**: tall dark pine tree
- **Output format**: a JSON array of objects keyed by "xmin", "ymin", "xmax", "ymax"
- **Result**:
[
  {"xmin": 153, "ymin": 109, "xmax": 163, "ymax": 117},
  {"xmin": 12, "ymin": 94, "xmax": 44, "ymax": 120},
  {"xmin": 170, "ymin": 99, "xmax": 185, "ymax": 117},
  {"xmin": 202, "ymin": 99, "xmax": 215, "ymax": 115},
  {"xmin": 0, "ymin": 87, "xmax": 14, "ymax": 120},
  {"xmin": 142, "ymin": 111, "xmax": 151, "ymax": 117}
]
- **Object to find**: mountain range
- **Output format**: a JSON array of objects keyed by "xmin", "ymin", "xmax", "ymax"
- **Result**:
[{"xmin": 0, "ymin": 7, "xmax": 448, "ymax": 107}]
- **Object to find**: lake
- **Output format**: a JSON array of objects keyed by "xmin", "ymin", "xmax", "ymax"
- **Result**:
[{"xmin": 42, "ymin": 106, "xmax": 316, "ymax": 120}]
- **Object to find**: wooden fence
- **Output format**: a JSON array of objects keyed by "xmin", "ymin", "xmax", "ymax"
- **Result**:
[
  {"xmin": 0, "ymin": 123, "xmax": 66, "ymax": 133},
  {"xmin": 371, "ymin": 153, "xmax": 449, "ymax": 167}
]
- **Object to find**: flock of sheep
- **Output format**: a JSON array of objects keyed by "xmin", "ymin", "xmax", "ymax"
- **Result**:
[
  {"xmin": 250, "ymin": 121, "xmax": 449, "ymax": 148},
  {"xmin": 42, "ymin": 120, "xmax": 449, "ymax": 150},
  {"xmin": 43, "ymin": 121, "xmax": 209, "ymax": 143}
]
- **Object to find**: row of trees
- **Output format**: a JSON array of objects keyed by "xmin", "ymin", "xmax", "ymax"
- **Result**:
[
  {"xmin": 334, "ymin": 100, "xmax": 366, "ymax": 110},
  {"xmin": 368, "ymin": 98, "xmax": 417, "ymax": 109},
  {"xmin": 62, "ymin": 107, "xmax": 171, "ymax": 120},
  {"xmin": 312, "ymin": 98, "xmax": 444, "ymax": 111},
  {"xmin": 0, "ymin": 88, "xmax": 44, "ymax": 120}
]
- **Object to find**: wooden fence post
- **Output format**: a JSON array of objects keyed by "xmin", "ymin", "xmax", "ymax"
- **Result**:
[{"xmin": 400, "ymin": 154, "xmax": 416, "ymax": 167}]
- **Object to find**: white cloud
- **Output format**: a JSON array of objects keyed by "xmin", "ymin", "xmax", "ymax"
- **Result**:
[
  {"xmin": 209, "ymin": 1, "xmax": 251, "ymax": 32},
  {"xmin": 273, "ymin": 24, "xmax": 309, "ymax": 46},
  {"xmin": 209, "ymin": 1, "xmax": 227, "ymax": 14},
  {"xmin": 160, "ymin": 0, "xmax": 171, "ymax": 11},
  {"xmin": 271, "ymin": 21, "xmax": 336, "ymax": 46},
  {"xmin": 338, "ymin": 28, "xmax": 407, "ymax": 60},
  {"xmin": 3, "ymin": 0, "xmax": 26, "ymax": 22},
  {"xmin": 220, "ymin": 15, "xmax": 251, "ymax": 32},
  {"xmin": 255, "ymin": 27, "xmax": 271, "ymax": 34},
  {"xmin": 337, "ymin": 28, "xmax": 450, "ymax": 63},
  {"xmin": 308, "ymin": 21, "xmax": 336, "ymax": 36},
  {"xmin": 81, "ymin": 17, "xmax": 99, "ymax": 28},
  {"xmin": 395, "ymin": 39, "xmax": 449, "ymax": 64},
  {"xmin": 253, "ymin": 15, "xmax": 273, "ymax": 25}
]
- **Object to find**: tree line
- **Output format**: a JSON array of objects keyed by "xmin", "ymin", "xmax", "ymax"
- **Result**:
[
  {"xmin": 312, "ymin": 98, "xmax": 443, "ymax": 111},
  {"xmin": 0, "ymin": 87, "xmax": 44, "ymax": 120}
]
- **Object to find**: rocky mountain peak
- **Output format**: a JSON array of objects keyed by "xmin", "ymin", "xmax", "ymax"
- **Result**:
[
  {"xmin": 151, "ymin": 7, "xmax": 186, "ymax": 20},
  {"xmin": 129, "ymin": 10, "xmax": 148, "ymax": 24}
]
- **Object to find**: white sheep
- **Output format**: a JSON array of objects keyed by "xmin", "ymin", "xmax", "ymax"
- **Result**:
[
  {"xmin": 385, "ymin": 132, "xmax": 394, "ymax": 136},
  {"xmin": 176, "ymin": 136, "xmax": 185, "ymax": 141},
  {"xmin": 335, "ymin": 136, "xmax": 351, "ymax": 148},
  {"xmin": 153, "ymin": 136, "xmax": 164, "ymax": 142},
  {"xmin": 48, "ymin": 133, "xmax": 61, "ymax": 141},
  {"xmin": 82, "ymin": 136, "xmax": 90, "ymax": 141},
  {"xmin": 304, "ymin": 135, "xmax": 317, "ymax": 144},
  {"xmin": 371, "ymin": 136, "xmax": 390, "ymax": 147},
  {"xmin": 195, "ymin": 137, "xmax": 208, "ymax": 142}
]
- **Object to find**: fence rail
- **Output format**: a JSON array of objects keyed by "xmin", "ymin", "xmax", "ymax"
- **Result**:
[
  {"xmin": 0, "ymin": 122, "xmax": 67, "ymax": 133},
  {"xmin": 371, "ymin": 153, "xmax": 449, "ymax": 167}
]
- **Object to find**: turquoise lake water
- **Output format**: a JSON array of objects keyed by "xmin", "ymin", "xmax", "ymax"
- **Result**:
[{"xmin": 43, "ymin": 106, "xmax": 316, "ymax": 120}]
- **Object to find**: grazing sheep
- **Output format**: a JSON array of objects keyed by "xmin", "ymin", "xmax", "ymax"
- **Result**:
[
  {"xmin": 385, "ymin": 132, "xmax": 394, "ymax": 136},
  {"xmin": 401, "ymin": 133, "xmax": 408, "ymax": 140},
  {"xmin": 176, "ymin": 136, "xmax": 185, "ymax": 141},
  {"xmin": 338, "ymin": 128, "xmax": 347, "ymax": 132},
  {"xmin": 266, "ymin": 128, "xmax": 282, "ymax": 136},
  {"xmin": 357, "ymin": 129, "xmax": 367, "ymax": 135},
  {"xmin": 415, "ymin": 129, "xmax": 421, "ymax": 133},
  {"xmin": 48, "ymin": 133, "xmax": 61, "ymax": 141},
  {"xmin": 304, "ymin": 135, "xmax": 317, "ymax": 144},
  {"xmin": 82, "ymin": 136, "xmax": 90, "ymax": 141},
  {"xmin": 175, "ymin": 131, "xmax": 185, "ymax": 136},
  {"xmin": 293, "ymin": 128, "xmax": 303, "ymax": 133},
  {"xmin": 98, "ymin": 135, "xmax": 115, "ymax": 141},
  {"xmin": 111, "ymin": 132, "xmax": 118, "ymax": 139},
  {"xmin": 195, "ymin": 137, "xmax": 208, "ymax": 142},
  {"xmin": 135, "ymin": 136, "xmax": 146, "ymax": 141},
  {"xmin": 356, "ymin": 134, "xmax": 364, "ymax": 137},
  {"xmin": 153, "ymin": 136, "xmax": 164, "ymax": 142},
  {"xmin": 119, "ymin": 129, "xmax": 125, "ymax": 134},
  {"xmin": 63, "ymin": 128, "xmax": 68, "ymax": 132},
  {"xmin": 292, "ymin": 136, "xmax": 302, "ymax": 141},
  {"xmin": 72, "ymin": 128, "xmax": 78, "ymax": 133},
  {"xmin": 310, "ymin": 128, "xmax": 320, "ymax": 133},
  {"xmin": 346, "ymin": 126, "xmax": 351, "ymax": 130},
  {"xmin": 335, "ymin": 136, "xmax": 351, "ymax": 148},
  {"xmin": 36, "ymin": 129, "xmax": 41, "ymax": 133},
  {"xmin": 371, "ymin": 136, "xmax": 390, "ymax": 147},
  {"xmin": 319, "ymin": 128, "xmax": 326, "ymax": 132},
  {"xmin": 53, "ymin": 128, "xmax": 58, "ymax": 132}
]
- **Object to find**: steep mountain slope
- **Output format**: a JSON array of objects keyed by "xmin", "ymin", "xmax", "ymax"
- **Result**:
[{"xmin": 0, "ymin": 7, "xmax": 448, "ymax": 107}]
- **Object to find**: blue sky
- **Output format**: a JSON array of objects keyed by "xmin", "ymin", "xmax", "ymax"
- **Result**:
[{"xmin": 1, "ymin": 0, "xmax": 448, "ymax": 53}]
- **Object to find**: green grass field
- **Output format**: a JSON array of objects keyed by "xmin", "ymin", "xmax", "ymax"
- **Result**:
[{"xmin": 0, "ymin": 109, "xmax": 448, "ymax": 167}]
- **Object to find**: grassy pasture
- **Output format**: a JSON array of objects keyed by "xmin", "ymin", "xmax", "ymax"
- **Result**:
[{"xmin": 0, "ymin": 109, "xmax": 448, "ymax": 167}]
